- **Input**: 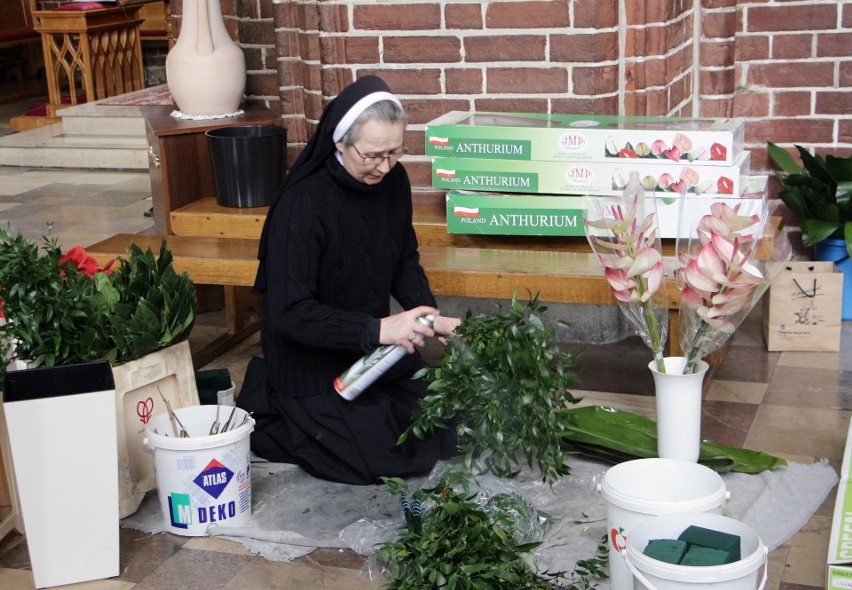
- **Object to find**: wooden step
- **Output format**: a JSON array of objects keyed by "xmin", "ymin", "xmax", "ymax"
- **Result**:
[
  {"xmin": 169, "ymin": 198, "xmax": 268, "ymax": 239},
  {"xmin": 89, "ymin": 234, "xmax": 260, "ymax": 287}
]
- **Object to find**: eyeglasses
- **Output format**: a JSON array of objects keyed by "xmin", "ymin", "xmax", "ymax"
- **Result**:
[{"xmin": 351, "ymin": 144, "xmax": 407, "ymax": 166}]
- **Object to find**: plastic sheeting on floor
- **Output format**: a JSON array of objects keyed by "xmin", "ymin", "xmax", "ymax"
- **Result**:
[{"xmin": 121, "ymin": 455, "xmax": 838, "ymax": 586}]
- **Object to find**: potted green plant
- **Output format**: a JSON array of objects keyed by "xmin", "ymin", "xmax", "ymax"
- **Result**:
[
  {"xmin": 767, "ymin": 142, "xmax": 852, "ymax": 319},
  {"xmin": 0, "ymin": 226, "xmax": 196, "ymax": 379},
  {"xmin": 767, "ymin": 142, "xmax": 852, "ymax": 255}
]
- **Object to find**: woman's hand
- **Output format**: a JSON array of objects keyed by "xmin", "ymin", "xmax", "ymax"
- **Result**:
[
  {"xmin": 379, "ymin": 306, "xmax": 460, "ymax": 353},
  {"xmin": 432, "ymin": 314, "xmax": 461, "ymax": 345}
]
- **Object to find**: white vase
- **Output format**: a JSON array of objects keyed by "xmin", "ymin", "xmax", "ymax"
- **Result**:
[
  {"xmin": 165, "ymin": 0, "xmax": 246, "ymax": 116},
  {"xmin": 648, "ymin": 356, "xmax": 709, "ymax": 462}
]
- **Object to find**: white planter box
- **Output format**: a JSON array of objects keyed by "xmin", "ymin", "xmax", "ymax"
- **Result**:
[{"xmin": 4, "ymin": 361, "xmax": 119, "ymax": 588}]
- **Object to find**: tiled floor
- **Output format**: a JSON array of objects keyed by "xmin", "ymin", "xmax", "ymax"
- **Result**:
[{"xmin": 0, "ymin": 95, "xmax": 849, "ymax": 590}]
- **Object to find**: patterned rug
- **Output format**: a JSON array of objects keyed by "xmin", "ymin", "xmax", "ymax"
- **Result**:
[{"xmin": 97, "ymin": 84, "xmax": 174, "ymax": 106}]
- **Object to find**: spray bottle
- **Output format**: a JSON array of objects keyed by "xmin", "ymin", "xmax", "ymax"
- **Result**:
[{"xmin": 333, "ymin": 314, "xmax": 435, "ymax": 401}]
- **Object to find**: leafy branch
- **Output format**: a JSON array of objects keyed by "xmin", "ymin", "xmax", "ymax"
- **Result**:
[
  {"xmin": 376, "ymin": 476, "xmax": 607, "ymax": 590},
  {"xmin": 400, "ymin": 293, "xmax": 581, "ymax": 482}
]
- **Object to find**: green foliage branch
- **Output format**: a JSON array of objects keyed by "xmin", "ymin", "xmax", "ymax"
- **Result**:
[{"xmin": 400, "ymin": 293, "xmax": 581, "ymax": 483}]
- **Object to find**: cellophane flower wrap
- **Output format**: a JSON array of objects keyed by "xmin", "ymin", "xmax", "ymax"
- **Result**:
[
  {"xmin": 676, "ymin": 198, "xmax": 791, "ymax": 374},
  {"xmin": 584, "ymin": 189, "xmax": 669, "ymax": 373}
]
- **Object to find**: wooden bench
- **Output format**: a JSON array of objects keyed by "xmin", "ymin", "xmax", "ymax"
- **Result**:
[
  {"xmin": 88, "ymin": 197, "xmax": 763, "ymax": 375},
  {"xmin": 0, "ymin": 1, "xmax": 39, "ymax": 49}
]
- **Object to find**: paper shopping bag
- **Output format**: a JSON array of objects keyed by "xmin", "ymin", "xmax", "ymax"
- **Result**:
[{"xmin": 762, "ymin": 261, "xmax": 843, "ymax": 351}]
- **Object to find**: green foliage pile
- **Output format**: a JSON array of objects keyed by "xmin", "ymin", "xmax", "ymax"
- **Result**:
[
  {"xmin": 0, "ymin": 231, "xmax": 109, "ymax": 370},
  {"xmin": 102, "ymin": 243, "xmax": 196, "ymax": 363},
  {"xmin": 376, "ymin": 476, "xmax": 607, "ymax": 590}
]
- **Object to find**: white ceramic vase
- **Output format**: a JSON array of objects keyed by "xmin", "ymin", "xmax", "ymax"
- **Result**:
[
  {"xmin": 166, "ymin": 0, "xmax": 246, "ymax": 116},
  {"xmin": 648, "ymin": 356, "xmax": 709, "ymax": 462}
]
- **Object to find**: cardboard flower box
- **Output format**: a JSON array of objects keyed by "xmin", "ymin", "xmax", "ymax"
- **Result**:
[
  {"xmin": 827, "ymin": 419, "xmax": 852, "ymax": 589},
  {"xmin": 432, "ymin": 151, "xmax": 751, "ymax": 198},
  {"xmin": 425, "ymin": 111, "xmax": 745, "ymax": 166},
  {"xmin": 446, "ymin": 191, "xmax": 586, "ymax": 236},
  {"xmin": 444, "ymin": 176, "xmax": 768, "ymax": 239}
]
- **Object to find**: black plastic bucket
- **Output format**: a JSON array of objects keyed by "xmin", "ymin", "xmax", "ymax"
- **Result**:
[{"xmin": 206, "ymin": 125, "xmax": 287, "ymax": 208}]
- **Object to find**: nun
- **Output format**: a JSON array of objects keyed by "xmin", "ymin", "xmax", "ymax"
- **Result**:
[{"xmin": 237, "ymin": 76, "xmax": 460, "ymax": 485}]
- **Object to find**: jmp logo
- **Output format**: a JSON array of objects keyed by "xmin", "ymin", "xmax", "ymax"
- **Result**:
[
  {"xmin": 560, "ymin": 133, "xmax": 586, "ymax": 151},
  {"xmin": 168, "ymin": 493, "xmax": 192, "ymax": 529},
  {"xmin": 193, "ymin": 459, "xmax": 234, "ymax": 499},
  {"xmin": 566, "ymin": 166, "xmax": 593, "ymax": 183}
]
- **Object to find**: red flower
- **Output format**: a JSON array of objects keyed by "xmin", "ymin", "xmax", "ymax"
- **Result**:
[
  {"xmin": 717, "ymin": 176, "xmax": 734, "ymax": 195},
  {"xmin": 663, "ymin": 147, "xmax": 682, "ymax": 162},
  {"xmin": 59, "ymin": 245, "xmax": 114, "ymax": 278}
]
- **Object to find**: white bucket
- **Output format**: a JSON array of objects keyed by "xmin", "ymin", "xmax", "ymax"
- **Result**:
[
  {"xmin": 143, "ymin": 405, "xmax": 254, "ymax": 536},
  {"xmin": 599, "ymin": 458, "xmax": 729, "ymax": 590},
  {"xmin": 625, "ymin": 512, "xmax": 768, "ymax": 590}
]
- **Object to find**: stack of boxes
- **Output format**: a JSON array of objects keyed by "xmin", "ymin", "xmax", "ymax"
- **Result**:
[{"xmin": 424, "ymin": 111, "xmax": 765, "ymax": 238}]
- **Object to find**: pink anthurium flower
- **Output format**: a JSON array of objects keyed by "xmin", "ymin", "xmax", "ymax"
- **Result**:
[
  {"xmin": 651, "ymin": 139, "xmax": 667, "ymax": 156},
  {"xmin": 585, "ymin": 189, "xmax": 668, "ymax": 372},
  {"xmin": 677, "ymin": 203, "xmax": 785, "ymax": 374},
  {"xmin": 672, "ymin": 133, "xmax": 693, "ymax": 153}
]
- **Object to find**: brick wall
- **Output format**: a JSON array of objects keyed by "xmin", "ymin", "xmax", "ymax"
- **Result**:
[{"xmin": 166, "ymin": 0, "xmax": 851, "ymax": 200}]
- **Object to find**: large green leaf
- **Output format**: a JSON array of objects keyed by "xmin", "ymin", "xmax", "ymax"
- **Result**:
[
  {"xmin": 801, "ymin": 218, "xmax": 842, "ymax": 247},
  {"xmin": 559, "ymin": 405, "xmax": 786, "ymax": 474},
  {"xmin": 796, "ymin": 146, "xmax": 834, "ymax": 185},
  {"xmin": 828, "ymin": 155, "xmax": 852, "ymax": 183},
  {"xmin": 767, "ymin": 142, "xmax": 802, "ymax": 175}
]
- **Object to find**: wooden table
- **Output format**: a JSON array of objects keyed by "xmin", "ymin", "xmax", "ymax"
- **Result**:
[{"xmin": 33, "ymin": 5, "xmax": 145, "ymax": 117}]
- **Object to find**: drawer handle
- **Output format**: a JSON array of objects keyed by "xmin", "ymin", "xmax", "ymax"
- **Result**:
[{"xmin": 147, "ymin": 145, "xmax": 160, "ymax": 169}]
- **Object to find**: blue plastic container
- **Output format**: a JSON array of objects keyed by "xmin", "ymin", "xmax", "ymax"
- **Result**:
[{"xmin": 813, "ymin": 238, "xmax": 852, "ymax": 321}]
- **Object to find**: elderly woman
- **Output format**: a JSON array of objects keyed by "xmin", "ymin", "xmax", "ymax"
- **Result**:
[{"xmin": 238, "ymin": 76, "xmax": 459, "ymax": 485}]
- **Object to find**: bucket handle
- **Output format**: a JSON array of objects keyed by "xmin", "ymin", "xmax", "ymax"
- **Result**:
[
  {"xmin": 624, "ymin": 553, "xmax": 662, "ymax": 590},
  {"xmin": 625, "ymin": 546, "xmax": 769, "ymax": 590},
  {"xmin": 142, "ymin": 437, "xmax": 154, "ymax": 454}
]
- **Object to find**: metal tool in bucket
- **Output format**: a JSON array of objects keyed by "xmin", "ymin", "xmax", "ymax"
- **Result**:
[
  {"xmin": 624, "ymin": 512, "xmax": 768, "ymax": 590},
  {"xmin": 144, "ymin": 404, "xmax": 255, "ymax": 536},
  {"xmin": 598, "ymin": 458, "xmax": 729, "ymax": 590}
]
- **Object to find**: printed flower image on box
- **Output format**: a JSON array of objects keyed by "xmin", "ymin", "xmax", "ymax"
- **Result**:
[
  {"xmin": 604, "ymin": 131, "xmax": 729, "ymax": 165},
  {"xmin": 612, "ymin": 166, "xmax": 736, "ymax": 195}
]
